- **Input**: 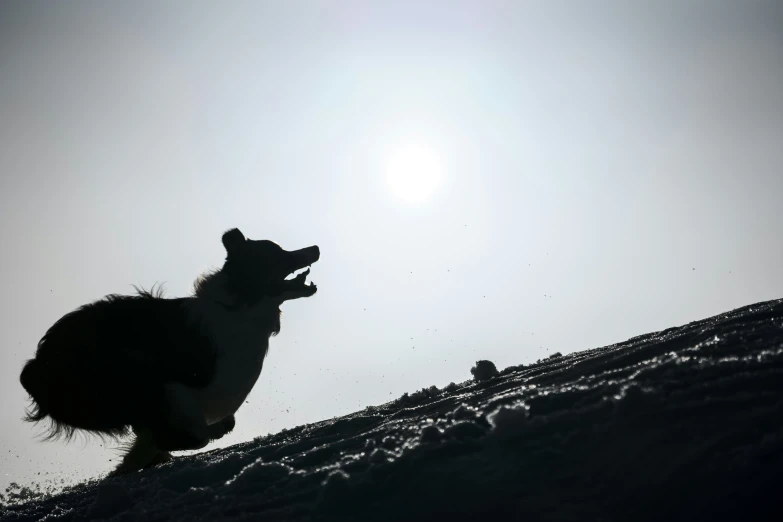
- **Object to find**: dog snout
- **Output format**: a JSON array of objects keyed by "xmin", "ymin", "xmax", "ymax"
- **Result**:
[{"xmin": 288, "ymin": 245, "xmax": 320, "ymax": 271}]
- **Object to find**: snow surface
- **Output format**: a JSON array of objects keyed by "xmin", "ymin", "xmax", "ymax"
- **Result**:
[{"xmin": 2, "ymin": 298, "xmax": 783, "ymax": 521}]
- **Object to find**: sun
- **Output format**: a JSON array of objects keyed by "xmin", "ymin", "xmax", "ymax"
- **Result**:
[{"xmin": 385, "ymin": 144, "xmax": 442, "ymax": 203}]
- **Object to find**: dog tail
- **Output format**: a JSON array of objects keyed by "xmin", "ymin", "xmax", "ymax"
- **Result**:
[
  {"xmin": 20, "ymin": 359, "xmax": 51, "ymax": 422},
  {"xmin": 20, "ymin": 357, "xmax": 101, "ymax": 441}
]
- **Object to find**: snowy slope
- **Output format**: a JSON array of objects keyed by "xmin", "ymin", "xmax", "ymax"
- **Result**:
[{"xmin": 2, "ymin": 298, "xmax": 782, "ymax": 521}]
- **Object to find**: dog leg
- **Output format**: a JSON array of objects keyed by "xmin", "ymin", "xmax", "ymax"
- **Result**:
[
  {"xmin": 109, "ymin": 429, "xmax": 166, "ymax": 477},
  {"xmin": 152, "ymin": 383, "xmax": 235, "ymax": 452}
]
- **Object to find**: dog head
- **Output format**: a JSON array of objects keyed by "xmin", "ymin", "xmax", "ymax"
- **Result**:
[{"xmin": 220, "ymin": 228, "xmax": 319, "ymax": 305}]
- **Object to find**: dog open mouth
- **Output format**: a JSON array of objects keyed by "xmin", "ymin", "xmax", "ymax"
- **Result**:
[
  {"xmin": 280, "ymin": 245, "xmax": 320, "ymax": 300},
  {"xmin": 285, "ymin": 267, "xmax": 317, "ymax": 295}
]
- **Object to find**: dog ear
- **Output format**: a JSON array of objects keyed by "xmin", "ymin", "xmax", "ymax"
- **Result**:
[{"xmin": 222, "ymin": 228, "xmax": 246, "ymax": 255}]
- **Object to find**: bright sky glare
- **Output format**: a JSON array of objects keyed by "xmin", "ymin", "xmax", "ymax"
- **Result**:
[{"xmin": 385, "ymin": 144, "xmax": 443, "ymax": 202}]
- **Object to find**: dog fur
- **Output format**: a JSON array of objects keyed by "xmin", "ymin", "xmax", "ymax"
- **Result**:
[{"xmin": 19, "ymin": 228, "xmax": 319, "ymax": 475}]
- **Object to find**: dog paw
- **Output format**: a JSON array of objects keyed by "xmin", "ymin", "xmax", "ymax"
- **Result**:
[
  {"xmin": 209, "ymin": 415, "xmax": 236, "ymax": 441},
  {"xmin": 144, "ymin": 451, "xmax": 173, "ymax": 468},
  {"xmin": 219, "ymin": 415, "xmax": 236, "ymax": 434}
]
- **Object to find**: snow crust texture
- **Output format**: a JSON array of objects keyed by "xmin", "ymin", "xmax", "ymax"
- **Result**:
[{"xmin": 3, "ymin": 298, "xmax": 783, "ymax": 521}]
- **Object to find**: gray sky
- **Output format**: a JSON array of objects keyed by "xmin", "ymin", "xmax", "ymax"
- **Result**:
[{"xmin": 2, "ymin": 0, "xmax": 782, "ymax": 490}]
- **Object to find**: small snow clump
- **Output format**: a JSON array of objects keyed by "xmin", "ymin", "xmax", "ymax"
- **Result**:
[
  {"xmin": 486, "ymin": 404, "xmax": 528, "ymax": 437},
  {"xmin": 471, "ymin": 360, "xmax": 499, "ymax": 381}
]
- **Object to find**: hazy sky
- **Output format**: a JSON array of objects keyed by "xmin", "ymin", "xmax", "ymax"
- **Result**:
[{"xmin": 1, "ymin": 0, "xmax": 782, "ymax": 491}]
